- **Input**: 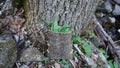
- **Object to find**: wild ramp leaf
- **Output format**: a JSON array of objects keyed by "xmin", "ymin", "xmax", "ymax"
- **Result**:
[
  {"xmin": 108, "ymin": 60, "xmax": 118, "ymax": 68},
  {"xmin": 108, "ymin": 60, "xmax": 114, "ymax": 68},
  {"xmin": 50, "ymin": 18, "xmax": 71, "ymax": 33},
  {"xmin": 59, "ymin": 24, "xmax": 70, "ymax": 33},
  {"xmin": 51, "ymin": 18, "xmax": 59, "ymax": 32},
  {"xmin": 99, "ymin": 48, "xmax": 109, "ymax": 59},
  {"xmin": 82, "ymin": 42, "xmax": 92, "ymax": 57},
  {"xmin": 114, "ymin": 61, "xmax": 118, "ymax": 68},
  {"xmin": 72, "ymin": 35, "xmax": 81, "ymax": 43}
]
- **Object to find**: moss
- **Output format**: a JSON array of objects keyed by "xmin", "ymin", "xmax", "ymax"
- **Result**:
[{"xmin": 23, "ymin": 0, "xmax": 28, "ymax": 18}]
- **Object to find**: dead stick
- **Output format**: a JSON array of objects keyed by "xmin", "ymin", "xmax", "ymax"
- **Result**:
[
  {"xmin": 93, "ymin": 15, "xmax": 120, "ymax": 64},
  {"xmin": 93, "ymin": 15, "xmax": 116, "ymax": 47}
]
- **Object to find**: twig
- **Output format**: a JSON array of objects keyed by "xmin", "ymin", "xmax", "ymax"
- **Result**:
[
  {"xmin": 69, "ymin": 59, "xmax": 76, "ymax": 68},
  {"xmin": 16, "ymin": 62, "xmax": 20, "ymax": 68},
  {"xmin": 73, "ymin": 44, "xmax": 96, "ymax": 68},
  {"xmin": 93, "ymin": 15, "xmax": 117, "ymax": 47}
]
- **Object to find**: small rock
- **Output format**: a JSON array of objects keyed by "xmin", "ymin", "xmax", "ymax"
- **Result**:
[
  {"xmin": 112, "ymin": 4, "xmax": 120, "ymax": 15},
  {"xmin": 0, "ymin": 33, "xmax": 17, "ymax": 68},
  {"xmin": 54, "ymin": 62, "xmax": 61, "ymax": 68},
  {"xmin": 20, "ymin": 47, "xmax": 44, "ymax": 62},
  {"xmin": 25, "ymin": 40, "xmax": 31, "ymax": 47},
  {"xmin": 118, "ymin": 29, "xmax": 120, "ymax": 33},
  {"xmin": 13, "ymin": 34, "xmax": 19, "ymax": 43},
  {"xmin": 104, "ymin": 0, "xmax": 113, "ymax": 13},
  {"xmin": 109, "ymin": 17, "xmax": 116, "ymax": 23}
]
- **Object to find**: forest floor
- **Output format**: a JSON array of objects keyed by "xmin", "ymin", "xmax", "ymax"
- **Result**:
[{"xmin": 0, "ymin": 0, "xmax": 120, "ymax": 68}]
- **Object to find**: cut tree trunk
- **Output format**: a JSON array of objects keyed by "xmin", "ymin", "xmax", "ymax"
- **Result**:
[{"xmin": 47, "ymin": 30, "xmax": 72, "ymax": 59}]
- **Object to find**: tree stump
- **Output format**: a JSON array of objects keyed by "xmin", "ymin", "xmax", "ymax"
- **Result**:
[{"xmin": 47, "ymin": 30, "xmax": 72, "ymax": 59}]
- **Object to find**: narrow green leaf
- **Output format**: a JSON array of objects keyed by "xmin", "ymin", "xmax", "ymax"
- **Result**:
[
  {"xmin": 72, "ymin": 51, "xmax": 78, "ymax": 57},
  {"xmin": 63, "ymin": 65, "xmax": 69, "ymax": 68},
  {"xmin": 82, "ymin": 42, "xmax": 92, "ymax": 57},
  {"xmin": 108, "ymin": 60, "xmax": 114, "ymax": 68},
  {"xmin": 99, "ymin": 48, "xmax": 106, "ymax": 54},
  {"xmin": 114, "ymin": 61, "xmax": 118, "ymax": 68},
  {"xmin": 99, "ymin": 48, "xmax": 109, "ymax": 58},
  {"xmin": 51, "ymin": 18, "xmax": 59, "ymax": 32},
  {"xmin": 42, "ymin": 57, "xmax": 49, "ymax": 63},
  {"xmin": 59, "ymin": 24, "xmax": 70, "ymax": 33}
]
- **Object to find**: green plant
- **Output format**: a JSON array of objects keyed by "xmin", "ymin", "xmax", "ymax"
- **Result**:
[
  {"xmin": 72, "ymin": 35, "xmax": 81, "ymax": 43},
  {"xmin": 108, "ymin": 60, "xmax": 114, "ymax": 68},
  {"xmin": 50, "ymin": 18, "xmax": 59, "ymax": 32},
  {"xmin": 99, "ymin": 48, "xmax": 118, "ymax": 68},
  {"xmin": 99, "ymin": 48, "xmax": 109, "ymax": 58},
  {"xmin": 108, "ymin": 60, "xmax": 118, "ymax": 68},
  {"xmin": 50, "ymin": 18, "xmax": 71, "ymax": 33},
  {"xmin": 82, "ymin": 42, "xmax": 92, "ymax": 57},
  {"xmin": 72, "ymin": 50, "xmax": 78, "ymax": 57},
  {"xmin": 42, "ymin": 57, "xmax": 49, "ymax": 63},
  {"xmin": 114, "ymin": 61, "xmax": 118, "ymax": 68},
  {"xmin": 57, "ymin": 59, "xmax": 69, "ymax": 68}
]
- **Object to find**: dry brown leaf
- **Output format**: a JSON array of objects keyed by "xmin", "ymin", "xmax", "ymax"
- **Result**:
[{"xmin": 5, "ymin": 15, "xmax": 25, "ymax": 33}]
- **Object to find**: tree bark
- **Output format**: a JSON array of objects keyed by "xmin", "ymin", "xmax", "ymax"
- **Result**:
[{"xmin": 24, "ymin": 0, "xmax": 100, "ymax": 45}]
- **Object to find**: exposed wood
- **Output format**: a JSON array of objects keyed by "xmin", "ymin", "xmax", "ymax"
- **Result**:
[{"xmin": 47, "ymin": 31, "xmax": 72, "ymax": 59}]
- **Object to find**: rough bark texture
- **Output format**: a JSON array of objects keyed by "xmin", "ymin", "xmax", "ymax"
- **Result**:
[{"xmin": 24, "ymin": 0, "xmax": 100, "ymax": 45}]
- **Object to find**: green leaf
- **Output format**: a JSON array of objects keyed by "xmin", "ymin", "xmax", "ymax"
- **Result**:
[
  {"xmin": 108, "ymin": 60, "xmax": 114, "ymax": 68},
  {"xmin": 56, "ymin": 59, "xmax": 69, "ymax": 68},
  {"xmin": 99, "ymin": 48, "xmax": 105, "ymax": 54},
  {"xmin": 42, "ymin": 57, "xmax": 49, "ymax": 63},
  {"xmin": 99, "ymin": 48, "xmax": 109, "ymax": 59},
  {"xmin": 51, "ymin": 18, "xmax": 59, "ymax": 32},
  {"xmin": 50, "ymin": 18, "xmax": 71, "ymax": 33},
  {"xmin": 114, "ymin": 61, "xmax": 118, "ymax": 68},
  {"xmin": 72, "ymin": 51, "xmax": 78, "ymax": 57},
  {"xmin": 82, "ymin": 42, "xmax": 92, "ymax": 57},
  {"xmin": 61, "ymin": 59, "xmax": 68, "ymax": 64},
  {"xmin": 63, "ymin": 64, "xmax": 69, "ymax": 68},
  {"xmin": 72, "ymin": 35, "xmax": 81, "ymax": 43},
  {"xmin": 59, "ymin": 24, "xmax": 70, "ymax": 33}
]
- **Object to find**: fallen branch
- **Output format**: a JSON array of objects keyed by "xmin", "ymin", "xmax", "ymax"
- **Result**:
[
  {"xmin": 93, "ymin": 15, "xmax": 120, "ymax": 67},
  {"xmin": 69, "ymin": 59, "xmax": 76, "ymax": 68}
]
